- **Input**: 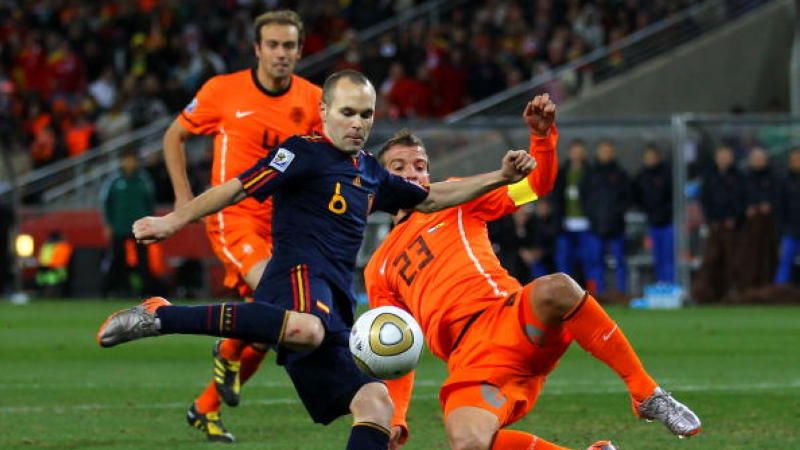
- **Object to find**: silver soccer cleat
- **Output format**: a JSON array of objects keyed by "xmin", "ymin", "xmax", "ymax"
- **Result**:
[
  {"xmin": 96, "ymin": 297, "xmax": 170, "ymax": 347},
  {"xmin": 637, "ymin": 387, "xmax": 702, "ymax": 438}
]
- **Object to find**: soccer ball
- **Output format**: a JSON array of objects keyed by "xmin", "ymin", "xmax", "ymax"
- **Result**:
[{"xmin": 349, "ymin": 306, "xmax": 424, "ymax": 380}]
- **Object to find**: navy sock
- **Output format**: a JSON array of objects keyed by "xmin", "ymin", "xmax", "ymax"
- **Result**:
[
  {"xmin": 347, "ymin": 423, "xmax": 390, "ymax": 450},
  {"xmin": 156, "ymin": 302, "xmax": 286, "ymax": 344}
]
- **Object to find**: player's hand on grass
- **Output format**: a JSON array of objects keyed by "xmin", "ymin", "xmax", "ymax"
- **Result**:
[
  {"xmin": 500, "ymin": 150, "xmax": 537, "ymax": 183},
  {"xmin": 523, "ymin": 93, "xmax": 556, "ymax": 136},
  {"xmin": 133, "ymin": 213, "xmax": 184, "ymax": 244}
]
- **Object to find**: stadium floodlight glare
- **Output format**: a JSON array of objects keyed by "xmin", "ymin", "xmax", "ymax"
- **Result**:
[{"xmin": 15, "ymin": 234, "xmax": 34, "ymax": 258}]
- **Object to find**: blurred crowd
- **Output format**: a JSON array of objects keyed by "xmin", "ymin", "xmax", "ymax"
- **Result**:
[
  {"xmin": 353, "ymin": 0, "xmax": 703, "ymax": 119},
  {"xmin": 0, "ymin": 0, "xmax": 418, "ymax": 170},
  {"xmin": 488, "ymin": 141, "xmax": 800, "ymax": 303},
  {"xmin": 2, "ymin": 0, "xmax": 704, "ymax": 173}
]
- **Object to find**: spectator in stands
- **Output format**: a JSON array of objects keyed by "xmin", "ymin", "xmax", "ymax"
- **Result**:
[
  {"xmin": 552, "ymin": 139, "xmax": 593, "ymax": 287},
  {"xmin": 35, "ymin": 230, "xmax": 74, "ymax": 297},
  {"xmin": 737, "ymin": 147, "xmax": 779, "ymax": 291},
  {"xmin": 632, "ymin": 144, "xmax": 674, "ymax": 283},
  {"xmin": 95, "ymin": 97, "xmax": 132, "ymax": 143},
  {"xmin": 64, "ymin": 108, "xmax": 97, "ymax": 158},
  {"xmin": 775, "ymin": 148, "xmax": 800, "ymax": 285},
  {"xmin": 88, "ymin": 67, "xmax": 118, "ymax": 111},
  {"xmin": 123, "ymin": 74, "xmax": 169, "ymax": 128},
  {"xmin": 692, "ymin": 145, "xmax": 745, "ymax": 302},
  {"xmin": 582, "ymin": 139, "xmax": 631, "ymax": 297},
  {"xmin": 100, "ymin": 149, "xmax": 155, "ymax": 298}
]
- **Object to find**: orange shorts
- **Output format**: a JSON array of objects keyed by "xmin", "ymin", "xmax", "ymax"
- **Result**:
[
  {"xmin": 206, "ymin": 213, "xmax": 272, "ymax": 297},
  {"xmin": 441, "ymin": 283, "xmax": 573, "ymax": 427}
]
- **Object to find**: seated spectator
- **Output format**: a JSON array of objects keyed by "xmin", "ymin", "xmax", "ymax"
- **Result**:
[
  {"xmin": 95, "ymin": 98, "xmax": 132, "ymax": 143},
  {"xmin": 64, "ymin": 108, "xmax": 97, "ymax": 158}
]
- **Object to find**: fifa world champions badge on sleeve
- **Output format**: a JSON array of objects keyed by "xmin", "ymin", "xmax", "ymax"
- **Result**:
[
  {"xmin": 184, "ymin": 97, "xmax": 198, "ymax": 113},
  {"xmin": 269, "ymin": 148, "xmax": 295, "ymax": 172}
]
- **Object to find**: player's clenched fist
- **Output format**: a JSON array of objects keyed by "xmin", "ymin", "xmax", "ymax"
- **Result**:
[
  {"xmin": 133, "ymin": 214, "xmax": 181, "ymax": 244},
  {"xmin": 500, "ymin": 149, "xmax": 537, "ymax": 183},
  {"xmin": 523, "ymin": 93, "xmax": 556, "ymax": 136}
]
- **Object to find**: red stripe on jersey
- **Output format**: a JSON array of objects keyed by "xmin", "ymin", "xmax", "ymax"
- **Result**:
[
  {"xmin": 290, "ymin": 266, "xmax": 300, "ymax": 312},
  {"xmin": 246, "ymin": 171, "xmax": 279, "ymax": 194}
]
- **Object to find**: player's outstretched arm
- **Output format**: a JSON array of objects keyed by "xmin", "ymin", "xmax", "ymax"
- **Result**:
[
  {"xmin": 133, "ymin": 179, "xmax": 247, "ymax": 244},
  {"xmin": 163, "ymin": 119, "xmax": 196, "ymax": 209},
  {"xmin": 414, "ymin": 150, "xmax": 536, "ymax": 213}
]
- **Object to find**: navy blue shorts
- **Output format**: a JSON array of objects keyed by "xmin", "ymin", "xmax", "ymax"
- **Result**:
[{"xmin": 253, "ymin": 264, "xmax": 379, "ymax": 424}]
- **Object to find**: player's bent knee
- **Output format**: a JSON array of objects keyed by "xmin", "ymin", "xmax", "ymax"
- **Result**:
[
  {"xmin": 281, "ymin": 312, "xmax": 325, "ymax": 351},
  {"xmin": 445, "ymin": 409, "xmax": 497, "ymax": 450},
  {"xmin": 350, "ymin": 382, "xmax": 394, "ymax": 429},
  {"xmin": 530, "ymin": 272, "xmax": 584, "ymax": 322}
]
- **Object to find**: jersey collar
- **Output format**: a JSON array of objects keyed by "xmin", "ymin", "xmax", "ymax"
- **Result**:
[{"xmin": 251, "ymin": 67, "xmax": 292, "ymax": 97}]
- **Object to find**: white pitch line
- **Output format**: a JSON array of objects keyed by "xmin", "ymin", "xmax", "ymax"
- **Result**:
[{"xmin": 1, "ymin": 380, "xmax": 798, "ymax": 415}]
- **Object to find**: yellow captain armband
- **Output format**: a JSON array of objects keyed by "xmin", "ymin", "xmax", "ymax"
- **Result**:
[{"xmin": 507, "ymin": 179, "xmax": 538, "ymax": 206}]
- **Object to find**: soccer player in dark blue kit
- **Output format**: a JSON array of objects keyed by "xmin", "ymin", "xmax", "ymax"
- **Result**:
[{"xmin": 96, "ymin": 70, "xmax": 536, "ymax": 450}]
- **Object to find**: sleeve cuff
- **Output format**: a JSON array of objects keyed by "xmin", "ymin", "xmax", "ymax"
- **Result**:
[{"xmin": 393, "ymin": 423, "xmax": 409, "ymax": 445}]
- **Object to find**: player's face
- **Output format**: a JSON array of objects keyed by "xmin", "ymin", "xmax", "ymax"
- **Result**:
[
  {"xmin": 643, "ymin": 149, "xmax": 660, "ymax": 167},
  {"xmin": 715, "ymin": 147, "xmax": 733, "ymax": 169},
  {"xmin": 321, "ymin": 79, "xmax": 376, "ymax": 154},
  {"xmin": 254, "ymin": 24, "xmax": 301, "ymax": 81},
  {"xmin": 382, "ymin": 144, "xmax": 430, "ymax": 185},
  {"xmin": 596, "ymin": 143, "xmax": 615, "ymax": 163}
]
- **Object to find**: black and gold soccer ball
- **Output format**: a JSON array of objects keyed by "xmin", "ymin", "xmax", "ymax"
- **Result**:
[{"xmin": 349, "ymin": 306, "xmax": 424, "ymax": 380}]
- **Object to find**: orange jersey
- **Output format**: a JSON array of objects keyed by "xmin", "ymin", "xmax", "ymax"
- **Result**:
[
  {"xmin": 364, "ymin": 127, "xmax": 559, "ymax": 361},
  {"xmin": 366, "ymin": 127, "xmax": 558, "ymax": 436},
  {"xmin": 178, "ymin": 69, "xmax": 322, "ymax": 231}
]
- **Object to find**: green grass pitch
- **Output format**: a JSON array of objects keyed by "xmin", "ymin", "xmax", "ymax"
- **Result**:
[{"xmin": 1, "ymin": 301, "xmax": 798, "ymax": 449}]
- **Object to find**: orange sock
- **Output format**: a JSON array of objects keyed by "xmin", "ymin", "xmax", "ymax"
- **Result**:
[
  {"xmin": 563, "ymin": 294, "xmax": 658, "ymax": 402},
  {"xmin": 239, "ymin": 345, "xmax": 267, "ymax": 384},
  {"xmin": 195, "ymin": 381, "xmax": 221, "ymax": 414},
  {"xmin": 492, "ymin": 430, "xmax": 570, "ymax": 450},
  {"xmin": 219, "ymin": 338, "xmax": 248, "ymax": 360}
]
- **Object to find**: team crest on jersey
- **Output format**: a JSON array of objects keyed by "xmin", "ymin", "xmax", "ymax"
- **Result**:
[
  {"xmin": 184, "ymin": 97, "xmax": 198, "ymax": 113},
  {"xmin": 269, "ymin": 148, "xmax": 295, "ymax": 172},
  {"xmin": 290, "ymin": 107, "xmax": 305, "ymax": 125},
  {"xmin": 353, "ymin": 176, "xmax": 362, "ymax": 187}
]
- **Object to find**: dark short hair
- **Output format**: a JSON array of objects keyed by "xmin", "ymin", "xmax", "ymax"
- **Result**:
[
  {"xmin": 376, "ymin": 129, "xmax": 426, "ymax": 164},
  {"xmin": 644, "ymin": 142, "xmax": 662, "ymax": 156},
  {"xmin": 322, "ymin": 70, "xmax": 373, "ymax": 105},
  {"xmin": 253, "ymin": 10, "xmax": 304, "ymax": 45},
  {"xmin": 568, "ymin": 138, "xmax": 586, "ymax": 149},
  {"xmin": 120, "ymin": 148, "xmax": 138, "ymax": 159}
]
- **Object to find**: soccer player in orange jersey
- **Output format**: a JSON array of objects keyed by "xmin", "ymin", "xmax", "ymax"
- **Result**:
[
  {"xmin": 364, "ymin": 94, "xmax": 702, "ymax": 450},
  {"xmin": 161, "ymin": 10, "xmax": 321, "ymax": 442}
]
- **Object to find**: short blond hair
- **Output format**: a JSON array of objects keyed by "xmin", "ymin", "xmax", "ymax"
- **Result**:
[
  {"xmin": 253, "ymin": 10, "xmax": 304, "ymax": 44},
  {"xmin": 377, "ymin": 129, "xmax": 427, "ymax": 165}
]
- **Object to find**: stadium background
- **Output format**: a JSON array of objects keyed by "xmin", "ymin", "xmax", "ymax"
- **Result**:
[{"xmin": 1, "ymin": 0, "xmax": 799, "ymax": 449}]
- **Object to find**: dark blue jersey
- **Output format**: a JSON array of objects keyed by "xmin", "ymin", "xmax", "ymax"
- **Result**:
[{"xmin": 237, "ymin": 134, "xmax": 429, "ymax": 303}]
